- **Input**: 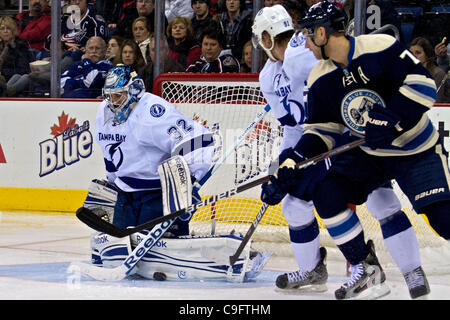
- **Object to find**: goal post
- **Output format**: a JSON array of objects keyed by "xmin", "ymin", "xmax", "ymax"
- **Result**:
[{"xmin": 153, "ymin": 72, "xmax": 449, "ymax": 265}]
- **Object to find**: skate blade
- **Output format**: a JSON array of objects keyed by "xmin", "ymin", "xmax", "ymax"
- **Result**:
[
  {"xmin": 275, "ymin": 283, "xmax": 328, "ymax": 295},
  {"xmin": 349, "ymin": 282, "xmax": 391, "ymax": 300}
]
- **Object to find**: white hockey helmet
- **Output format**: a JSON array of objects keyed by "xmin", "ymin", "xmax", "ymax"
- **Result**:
[{"xmin": 251, "ymin": 4, "xmax": 294, "ymax": 61}]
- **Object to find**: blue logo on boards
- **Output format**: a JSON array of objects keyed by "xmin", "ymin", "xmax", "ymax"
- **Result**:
[
  {"xmin": 150, "ymin": 104, "xmax": 166, "ymax": 117},
  {"xmin": 341, "ymin": 89, "xmax": 385, "ymax": 134}
]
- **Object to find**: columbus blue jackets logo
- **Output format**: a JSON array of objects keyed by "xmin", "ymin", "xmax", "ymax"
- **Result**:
[
  {"xmin": 341, "ymin": 89, "xmax": 386, "ymax": 134},
  {"xmin": 150, "ymin": 104, "xmax": 165, "ymax": 117}
]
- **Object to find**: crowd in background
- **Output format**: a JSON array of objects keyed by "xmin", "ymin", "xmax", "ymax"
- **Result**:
[{"xmin": 0, "ymin": 0, "xmax": 448, "ymax": 101}]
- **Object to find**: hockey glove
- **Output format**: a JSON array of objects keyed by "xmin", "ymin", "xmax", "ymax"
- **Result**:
[
  {"xmin": 365, "ymin": 104, "xmax": 402, "ymax": 150},
  {"xmin": 261, "ymin": 175, "xmax": 288, "ymax": 206},
  {"xmin": 261, "ymin": 157, "xmax": 303, "ymax": 206}
]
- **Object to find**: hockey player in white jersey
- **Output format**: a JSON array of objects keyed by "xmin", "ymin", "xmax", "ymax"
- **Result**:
[
  {"xmin": 254, "ymin": 4, "xmax": 430, "ymax": 299},
  {"xmin": 254, "ymin": 5, "xmax": 327, "ymax": 293},
  {"xmin": 82, "ymin": 64, "xmax": 268, "ymax": 282}
]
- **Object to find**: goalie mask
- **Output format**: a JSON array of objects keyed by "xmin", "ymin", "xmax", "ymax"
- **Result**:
[
  {"xmin": 251, "ymin": 4, "xmax": 294, "ymax": 61},
  {"xmin": 103, "ymin": 64, "xmax": 145, "ymax": 124}
]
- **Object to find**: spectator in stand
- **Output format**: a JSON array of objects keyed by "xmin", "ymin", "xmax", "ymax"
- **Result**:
[
  {"xmin": 92, "ymin": 0, "xmax": 124, "ymax": 33},
  {"xmin": 142, "ymin": 33, "xmax": 185, "ymax": 92},
  {"xmin": 113, "ymin": 38, "xmax": 146, "ymax": 76},
  {"xmin": 239, "ymin": 40, "xmax": 252, "ymax": 72},
  {"xmin": 191, "ymin": 0, "xmax": 216, "ymax": 45},
  {"xmin": 435, "ymin": 40, "xmax": 450, "ymax": 73},
  {"xmin": 114, "ymin": 0, "xmax": 168, "ymax": 41},
  {"xmin": 25, "ymin": 39, "xmax": 85, "ymax": 97},
  {"xmin": 0, "ymin": 16, "xmax": 34, "ymax": 97},
  {"xmin": 15, "ymin": 0, "xmax": 51, "ymax": 58},
  {"xmin": 410, "ymin": 37, "xmax": 450, "ymax": 103},
  {"xmin": 165, "ymin": 0, "xmax": 194, "ymax": 23},
  {"xmin": 166, "ymin": 16, "xmax": 202, "ymax": 69},
  {"xmin": 60, "ymin": 36, "xmax": 112, "ymax": 98},
  {"xmin": 132, "ymin": 16, "xmax": 151, "ymax": 64},
  {"xmin": 186, "ymin": 26, "xmax": 239, "ymax": 73},
  {"xmin": 215, "ymin": 0, "xmax": 253, "ymax": 61},
  {"xmin": 106, "ymin": 35, "xmax": 124, "ymax": 62},
  {"xmin": 55, "ymin": 0, "xmax": 107, "ymax": 52}
]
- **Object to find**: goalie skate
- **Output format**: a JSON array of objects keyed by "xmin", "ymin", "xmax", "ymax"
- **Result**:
[
  {"xmin": 275, "ymin": 247, "xmax": 328, "ymax": 293},
  {"xmin": 404, "ymin": 266, "xmax": 430, "ymax": 300},
  {"xmin": 335, "ymin": 240, "xmax": 390, "ymax": 300}
]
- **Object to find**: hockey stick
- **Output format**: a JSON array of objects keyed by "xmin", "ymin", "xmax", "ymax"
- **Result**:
[
  {"xmin": 78, "ymin": 138, "xmax": 365, "ymax": 238},
  {"xmin": 77, "ymin": 104, "xmax": 272, "ymax": 237}
]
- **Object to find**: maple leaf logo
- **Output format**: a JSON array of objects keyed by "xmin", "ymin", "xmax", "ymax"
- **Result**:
[{"xmin": 50, "ymin": 112, "xmax": 77, "ymax": 137}]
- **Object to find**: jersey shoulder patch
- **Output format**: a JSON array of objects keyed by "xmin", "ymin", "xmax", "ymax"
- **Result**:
[{"xmin": 149, "ymin": 104, "xmax": 166, "ymax": 117}]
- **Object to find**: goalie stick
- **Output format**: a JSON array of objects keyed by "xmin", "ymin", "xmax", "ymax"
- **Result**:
[{"xmin": 77, "ymin": 138, "xmax": 366, "ymax": 238}]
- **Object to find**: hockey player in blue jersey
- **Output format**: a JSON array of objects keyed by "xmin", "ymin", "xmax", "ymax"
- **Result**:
[
  {"xmin": 256, "ymin": 4, "xmax": 431, "ymax": 299},
  {"xmin": 261, "ymin": 1, "xmax": 450, "ymax": 300}
]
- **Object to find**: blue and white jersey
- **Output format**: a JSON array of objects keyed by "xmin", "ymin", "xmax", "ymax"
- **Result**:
[
  {"xmin": 259, "ymin": 33, "xmax": 318, "ymax": 150},
  {"xmin": 304, "ymin": 34, "xmax": 438, "ymax": 157},
  {"xmin": 95, "ymin": 92, "xmax": 215, "ymax": 192}
]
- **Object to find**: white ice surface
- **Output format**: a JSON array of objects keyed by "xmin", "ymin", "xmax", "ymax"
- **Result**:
[{"xmin": 0, "ymin": 211, "xmax": 449, "ymax": 300}]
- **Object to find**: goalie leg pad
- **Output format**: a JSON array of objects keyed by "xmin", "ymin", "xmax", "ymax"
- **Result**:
[
  {"xmin": 130, "ymin": 234, "xmax": 261, "ymax": 282},
  {"xmin": 158, "ymin": 156, "xmax": 193, "ymax": 220},
  {"xmin": 90, "ymin": 232, "xmax": 134, "ymax": 273}
]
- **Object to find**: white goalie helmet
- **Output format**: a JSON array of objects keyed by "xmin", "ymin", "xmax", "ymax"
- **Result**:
[{"xmin": 251, "ymin": 4, "xmax": 294, "ymax": 61}]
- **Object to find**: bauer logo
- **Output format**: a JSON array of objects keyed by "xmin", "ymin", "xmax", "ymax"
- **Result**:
[
  {"xmin": 39, "ymin": 112, "xmax": 93, "ymax": 177},
  {"xmin": 341, "ymin": 89, "xmax": 385, "ymax": 135}
]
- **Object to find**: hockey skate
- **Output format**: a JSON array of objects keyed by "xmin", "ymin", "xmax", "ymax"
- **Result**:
[
  {"xmin": 404, "ymin": 266, "xmax": 430, "ymax": 300},
  {"xmin": 335, "ymin": 240, "xmax": 390, "ymax": 300},
  {"xmin": 275, "ymin": 247, "xmax": 328, "ymax": 293}
]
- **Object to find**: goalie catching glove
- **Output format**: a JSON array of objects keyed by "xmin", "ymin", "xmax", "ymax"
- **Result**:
[{"xmin": 365, "ymin": 104, "xmax": 403, "ymax": 150}]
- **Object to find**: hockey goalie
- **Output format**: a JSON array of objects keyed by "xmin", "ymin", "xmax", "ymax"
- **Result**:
[
  {"xmin": 77, "ymin": 65, "xmax": 269, "ymax": 282},
  {"xmin": 84, "ymin": 158, "xmax": 269, "ymax": 283}
]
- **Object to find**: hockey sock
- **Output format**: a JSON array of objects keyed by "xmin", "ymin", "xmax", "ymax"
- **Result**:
[
  {"xmin": 379, "ymin": 210, "xmax": 421, "ymax": 274},
  {"xmin": 289, "ymin": 218, "xmax": 320, "ymax": 272},
  {"xmin": 321, "ymin": 208, "xmax": 367, "ymax": 265}
]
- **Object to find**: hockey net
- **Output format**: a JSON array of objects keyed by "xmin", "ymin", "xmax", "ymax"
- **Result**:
[{"xmin": 153, "ymin": 73, "xmax": 449, "ymax": 267}]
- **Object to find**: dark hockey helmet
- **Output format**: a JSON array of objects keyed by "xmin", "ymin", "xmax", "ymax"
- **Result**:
[{"xmin": 298, "ymin": 1, "xmax": 346, "ymax": 37}]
